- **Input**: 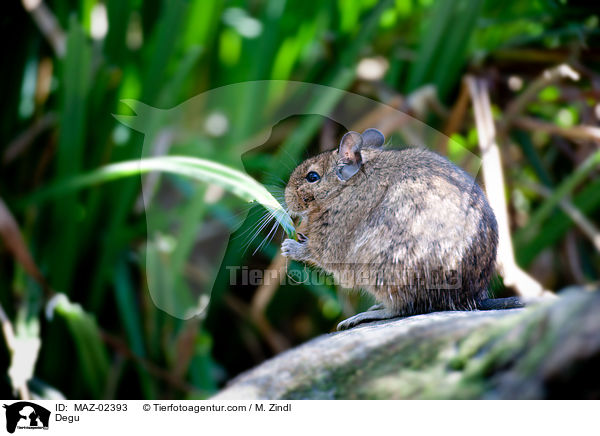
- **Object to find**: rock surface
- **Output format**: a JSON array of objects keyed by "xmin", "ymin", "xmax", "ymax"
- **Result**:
[{"xmin": 213, "ymin": 289, "xmax": 600, "ymax": 399}]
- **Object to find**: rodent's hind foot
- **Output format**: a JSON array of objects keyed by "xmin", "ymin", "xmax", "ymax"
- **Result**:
[{"xmin": 337, "ymin": 309, "xmax": 401, "ymax": 331}]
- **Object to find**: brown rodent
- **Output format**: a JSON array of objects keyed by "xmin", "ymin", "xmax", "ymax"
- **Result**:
[{"xmin": 281, "ymin": 128, "xmax": 523, "ymax": 330}]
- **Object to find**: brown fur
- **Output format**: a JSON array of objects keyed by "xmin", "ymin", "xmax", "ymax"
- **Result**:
[{"xmin": 283, "ymin": 130, "xmax": 498, "ymax": 318}]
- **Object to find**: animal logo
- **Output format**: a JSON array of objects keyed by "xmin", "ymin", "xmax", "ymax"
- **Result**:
[
  {"xmin": 114, "ymin": 80, "xmax": 475, "ymax": 320},
  {"xmin": 3, "ymin": 402, "xmax": 50, "ymax": 434}
]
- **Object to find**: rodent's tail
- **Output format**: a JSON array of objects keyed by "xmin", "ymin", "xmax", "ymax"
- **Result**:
[{"xmin": 477, "ymin": 296, "xmax": 524, "ymax": 310}]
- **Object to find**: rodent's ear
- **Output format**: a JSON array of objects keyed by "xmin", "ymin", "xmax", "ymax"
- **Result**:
[
  {"xmin": 336, "ymin": 131, "xmax": 363, "ymax": 181},
  {"xmin": 338, "ymin": 131, "xmax": 362, "ymax": 160},
  {"xmin": 361, "ymin": 128, "xmax": 385, "ymax": 148}
]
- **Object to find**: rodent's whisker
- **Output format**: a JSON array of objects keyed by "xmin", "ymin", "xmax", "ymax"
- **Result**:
[
  {"xmin": 262, "ymin": 174, "xmax": 288, "ymax": 187},
  {"xmin": 252, "ymin": 218, "xmax": 280, "ymax": 255},
  {"xmin": 240, "ymin": 209, "xmax": 279, "ymax": 253},
  {"xmin": 279, "ymin": 148, "xmax": 301, "ymax": 170},
  {"xmin": 260, "ymin": 168, "xmax": 289, "ymax": 190},
  {"xmin": 233, "ymin": 208, "xmax": 276, "ymax": 243}
]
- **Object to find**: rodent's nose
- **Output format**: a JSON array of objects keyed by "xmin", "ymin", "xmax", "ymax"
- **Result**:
[{"xmin": 301, "ymin": 195, "xmax": 316, "ymax": 206}]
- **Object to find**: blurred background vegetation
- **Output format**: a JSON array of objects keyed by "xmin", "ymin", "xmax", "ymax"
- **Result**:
[{"xmin": 1, "ymin": 0, "xmax": 599, "ymax": 399}]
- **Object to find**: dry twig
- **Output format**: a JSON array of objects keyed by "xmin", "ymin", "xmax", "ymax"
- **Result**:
[
  {"xmin": 225, "ymin": 293, "xmax": 291, "ymax": 354},
  {"xmin": 466, "ymin": 76, "xmax": 547, "ymax": 298},
  {"xmin": 439, "ymin": 80, "xmax": 470, "ymax": 152},
  {"xmin": 99, "ymin": 330, "xmax": 201, "ymax": 394},
  {"xmin": 501, "ymin": 63, "xmax": 580, "ymax": 131},
  {"xmin": 3, "ymin": 113, "xmax": 57, "ymax": 165},
  {"xmin": 21, "ymin": 0, "xmax": 66, "ymax": 57},
  {"xmin": 513, "ymin": 117, "xmax": 600, "ymax": 143},
  {"xmin": 0, "ymin": 198, "xmax": 51, "ymax": 294},
  {"xmin": 250, "ymin": 253, "xmax": 287, "ymax": 318},
  {"xmin": 524, "ymin": 182, "xmax": 600, "ymax": 253}
]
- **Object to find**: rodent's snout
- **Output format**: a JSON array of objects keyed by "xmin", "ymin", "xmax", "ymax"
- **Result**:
[
  {"xmin": 283, "ymin": 185, "xmax": 296, "ymax": 215},
  {"xmin": 284, "ymin": 151, "xmax": 333, "ymax": 217},
  {"xmin": 284, "ymin": 184, "xmax": 306, "ymax": 217},
  {"xmin": 284, "ymin": 173, "xmax": 318, "ymax": 217}
]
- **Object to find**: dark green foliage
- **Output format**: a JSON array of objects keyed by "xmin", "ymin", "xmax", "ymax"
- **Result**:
[{"xmin": 0, "ymin": 0, "xmax": 598, "ymax": 399}]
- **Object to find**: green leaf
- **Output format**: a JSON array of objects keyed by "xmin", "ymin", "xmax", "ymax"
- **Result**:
[
  {"xmin": 515, "ymin": 178, "xmax": 600, "ymax": 267},
  {"xmin": 47, "ymin": 294, "xmax": 110, "ymax": 397},
  {"xmin": 114, "ymin": 257, "xmax": 156, "ymax": 398},
  {"xmin": 25, "ymin": 156, "xmax": 297, "ymax": 240},
  {"xmin": 51, "ymin": 16, "xmax": 93, "ymax": 293},
  {"xmin": 515, "ymin": 149, "xmax": 600, "ymax": 244}
]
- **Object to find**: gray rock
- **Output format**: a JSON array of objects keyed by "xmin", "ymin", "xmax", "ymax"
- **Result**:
[{"xmin": 213, "ymin": 289, "xmax": 600, "ymax": 399}]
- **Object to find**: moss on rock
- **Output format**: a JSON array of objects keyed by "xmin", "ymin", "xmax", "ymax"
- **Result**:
[{"xmin": 214, "ymin": 289, "xmax": 600, "ymax": 399}]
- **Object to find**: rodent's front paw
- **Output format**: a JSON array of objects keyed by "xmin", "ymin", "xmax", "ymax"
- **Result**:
[{"xmin": 281, "ymin": 238, "xmax": 309, "ymax": 261}]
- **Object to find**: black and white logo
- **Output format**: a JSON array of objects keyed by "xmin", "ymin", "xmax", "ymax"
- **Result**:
[{"xmin": 2, "ymin": 402, "xmax": 50, "ymax": 433}]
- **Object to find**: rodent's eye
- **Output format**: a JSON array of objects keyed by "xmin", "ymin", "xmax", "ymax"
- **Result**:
[{"xmin": 305, "ymin": 171, "xmax": 321, "ymax": 183}]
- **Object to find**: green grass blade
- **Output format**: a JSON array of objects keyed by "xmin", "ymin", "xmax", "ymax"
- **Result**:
[
  {"xmin": 48, "ymin": 294, "xmax": 110, "ymax": 397},
  {"xmin": 431, "ymin": 0, "xmax": 484, "ymax": 98},
  {"xmin": 25, "ymin": 156, "xmax": 297, "ymax": 240},
  {"xmin": 511, "ymin": 130, "xmax": 553, "ymax": 187},
  {"xmin": 515, "ymin": 149, "xmax": 600, "ymax": 245},
  {"xmin": 168, "ymin": 185, "xmax": 208, "ymax": 278},
  {"xmin": 405, "ymin": 0, "xmax": 454, "ymax": 92},
  {"xmin": 50, "ymin": 16, "xmax": 93, "ymax": 294},
  {"xmin": 270, "ymin": 0, "xmax": 393, "ymax": 177},
  {"xmin": 114, "ymin": 257, "xmax": 157, "ymax": 399},
  {"xmin": 515, "ymin": 178, "xmax": 600, "ymax": 267}
]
